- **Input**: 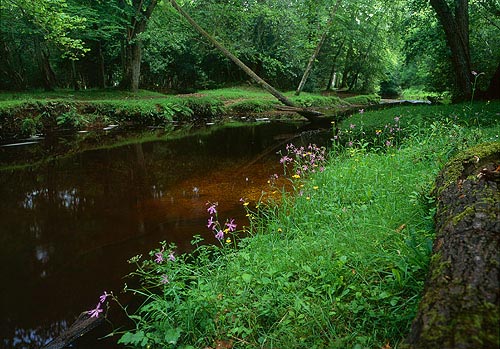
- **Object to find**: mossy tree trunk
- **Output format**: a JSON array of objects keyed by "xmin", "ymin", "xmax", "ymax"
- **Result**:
[{"xmin": 404, "ymin": 142, "xmax": 500, "ymax": 349}]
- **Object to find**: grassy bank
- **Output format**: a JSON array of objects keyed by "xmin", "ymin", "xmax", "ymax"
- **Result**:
[
  {"xmin": 107, "ymin": 102, "xmax": 499, "ymax": 348},
  {"xmin": 0, "ymin": 87, "xmax": 378, "ymax": 140}
]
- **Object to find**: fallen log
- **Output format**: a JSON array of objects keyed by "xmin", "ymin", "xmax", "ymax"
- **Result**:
[
  {"xmin": 404, "ymin": 142, "xmax": 500, "ymax": 349},
  {"xmin": 42, "ymin": 311, "xmax": 104, "ymax": 349},
  {"xmin": 275, "ymin": 105, "xmax": 325, "ymax": 121}
]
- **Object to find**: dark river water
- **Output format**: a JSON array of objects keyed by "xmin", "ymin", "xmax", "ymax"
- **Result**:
[{"xmin": 0, "ymin": 121, "xmax": 330, "ymax": 349}]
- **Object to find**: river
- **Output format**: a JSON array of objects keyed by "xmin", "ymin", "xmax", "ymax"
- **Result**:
[{"xmin": 0, "ymin": 121, "xmax": 330, "ymax": 349}]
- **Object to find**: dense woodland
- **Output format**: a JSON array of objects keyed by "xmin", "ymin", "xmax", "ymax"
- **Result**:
[{"xmin": 0, "ymin": 0, "xmax": 499, "ymax": 101}]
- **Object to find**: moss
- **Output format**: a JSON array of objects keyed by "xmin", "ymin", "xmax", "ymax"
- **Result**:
[{"xmin": 434, "ymin": 142, "xmax": 500, "ymax": 197}]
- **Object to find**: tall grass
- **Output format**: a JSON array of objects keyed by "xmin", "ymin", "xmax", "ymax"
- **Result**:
[{"xmin": 107, "ymin": 102, "xmax": 499, "ymax": 348}]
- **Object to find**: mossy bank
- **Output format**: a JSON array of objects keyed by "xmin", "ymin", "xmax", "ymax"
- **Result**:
[{"xmin": 0, "ymin": 87, "xmax": 379, "ymax": 141}]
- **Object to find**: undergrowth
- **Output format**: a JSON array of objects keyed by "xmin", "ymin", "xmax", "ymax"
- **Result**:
[{"xmin": 99, "ymin": 102, "xmax": 499, "ymax": 348}]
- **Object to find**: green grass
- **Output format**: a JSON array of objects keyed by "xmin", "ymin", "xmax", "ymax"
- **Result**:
[
  {"xmin": 201, "ymin": 86, "xmax": 275, "ymax": 101},
  {"xmin": 111, "ymin": 101, "xmax": 500, "ymax": 348},
  {"xmin": 343, "ymin": 94, "xmax": 381, "ymax": 105},
  {"xmin": 400, "ymin": 88, "xmax": 451, "ymax": 103},
  {"xmin": 0, "ymin": 88, "xmax": 167, "ymax": 101}
]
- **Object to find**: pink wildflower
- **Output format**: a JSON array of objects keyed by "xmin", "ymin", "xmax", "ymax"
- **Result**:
[
  {"xmin": 207, "ymin": 216, "xmax": 215, "ymax": 229},
  {"xmin": 99, "ymin": 291, "xmax": 109, "ymax": 303},
  {"xmin": 225, "ymin": 218, "xmax": 237, "ymax": 232},
  {"xmin": 87, "ymin": 303, "xmax": 103, "ymax": 318},
  {"xmin": 207, "ymin": 203, "xmax": 217, "ymax": 215},
  {"xmin": 215, "ymin": 230, "xmax": 224, "ymax": 241},
  {"xmin": 154, "ymin": 251, "xmax": 164, "ymax": 264}
]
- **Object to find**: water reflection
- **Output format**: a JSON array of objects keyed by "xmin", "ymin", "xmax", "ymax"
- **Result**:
[{"xmin": 0, "ymin": 122, "xmax": 329, "ymax": 348}]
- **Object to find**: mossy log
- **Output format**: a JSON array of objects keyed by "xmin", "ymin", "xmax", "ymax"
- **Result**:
[{"xmin": 404, "ymin": 142, "xmax": 500, "ymax": 349}]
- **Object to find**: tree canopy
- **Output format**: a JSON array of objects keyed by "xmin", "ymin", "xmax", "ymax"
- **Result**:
[{"xmin": 0, "ymin": 0, "xmax": 498, "ymax": 100}]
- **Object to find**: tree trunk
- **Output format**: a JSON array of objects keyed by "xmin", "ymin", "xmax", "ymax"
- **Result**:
[
  {"xmin": 71, "ymin": 60, "xmax": 80, "ymax": 91},
  {"xmin": 97, "ymin": 40, "xmax": 106, "ymax": 89},
  {"xmin": 169, "ymin": 0, "xmax": 323, "ymax": 121},
  {"xmin": 34, "ymin": 38, "xmax": 57, "ymax": 91},
  {"xmin": 404, "ymin": 142, "xmax": 500, "ymax": 349},
  {"xmin": 295, "ymin": 0, "xmax": 342, "ymax": 96},
  {"xmin": 340, "ymin": 42, "xmax": 354, "ymax": 89},
  {"xmin": 430, "ymin": 0, "xmax": 472, "ymax": 102},
  {"xmin": 0, "ymin": 38, "xmax": 26, "ymax": 89},
  {"xmin": 484, "ymin": 60, "xmax": 500, "ymax": 100},
  {"xmin": 120, "ymin": 0, "xmax": 157, "ymax": 92},
  {"xmin": 325, "ymin": 39, "xmax": 345, "ymax": 91}
]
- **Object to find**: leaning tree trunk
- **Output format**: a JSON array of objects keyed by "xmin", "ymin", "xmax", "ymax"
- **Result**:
[
  {"xmin": 430, "ymin": 0, "xmax": 472, "ymax": 102},
  {"xmin": 295, "ymin": 0, "xmax": 342, "ymax": 96},
  {"xmin": 169, "ymin": 0, "xmax": 323, "ymax": 121},
  {"xmin": 404, "ymin": 142, "xmax": 500, "ymax": 349}
]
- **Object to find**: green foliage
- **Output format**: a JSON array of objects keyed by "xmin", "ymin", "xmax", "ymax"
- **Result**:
[
  {"xmin": 112, "ymin": 102, "xmax": 500, "ymax": 348},
  {"xmin": 290, "ymin": 94, "xmax": 345, "ymax": 108},
  {"xmin": 343, "ymin": 94, "xmax": 381, "ymax": 105},
  {"xmin": 56, "ymin": 106, "xmax": 87, "ymax": 128},
  {"xmin": 227, "ymin": 99, "xmax": 276, "ymax": 114},
  {"xmin": 20, "ymin": 116, "xmax": 42, "ymax": 136},
  {"xmin": 181, "ymin": 97, "xmax": 225, "ymax": 121},
  {"xmin": 401, "ymin": 88, "xmax": 449, "ymax": 102},
  {"xmin": 379, "ymin": 74, "xmax": 403, "ymax": 99}
]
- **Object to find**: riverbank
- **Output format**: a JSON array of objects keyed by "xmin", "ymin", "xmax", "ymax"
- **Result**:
[
  {"xmin": 108, "ymin": 101, "xmax": 499, "ymax": 348},
  {"xmin": 0, "ymin": 87, "xmax": 380, "ymax": 141}
]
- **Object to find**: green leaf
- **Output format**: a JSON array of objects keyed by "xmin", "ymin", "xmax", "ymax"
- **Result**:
[
  {"xmin": 164, "ymin": 327, "xmax": 182, "ymax": 344},
  {"xmin": 118, "ymin": 330, "xmax": 146, "ymax": 346},
  {"xmin": 241, "ymin": 273, "xmax": 253, "ymax": 283}
]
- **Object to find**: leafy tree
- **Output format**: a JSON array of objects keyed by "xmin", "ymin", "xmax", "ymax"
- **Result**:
[
  {"xmin": 119, "ymin": 0, "xmax": 158, "ymax": 92},
  {"xmin": 0, "ymin": 0, "xmax": 88, "ymax": 90}
]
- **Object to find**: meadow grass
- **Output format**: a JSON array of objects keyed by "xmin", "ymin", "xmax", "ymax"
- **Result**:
[
  {"xmin": 112, "ymin": 102, "xmax": 499, "ymax": 348},
  {"xmin": 0, "ymin": 88, "xmax": 167, "ymax": 101}
]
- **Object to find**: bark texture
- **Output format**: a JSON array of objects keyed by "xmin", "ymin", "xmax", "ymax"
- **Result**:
[
  {"xmin": 430, "ymin": 0, "xmax": 472, "ymax": 102},
  {"xmin": 405, "ymin": 142, "xmax": 500, "ymax": 349},
  {"xmin": 42, "ymin": 311, "xmax": 104, "ymax": 349}
]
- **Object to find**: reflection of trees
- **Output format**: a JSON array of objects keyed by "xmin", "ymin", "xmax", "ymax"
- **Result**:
[
  {"xmin": 3, "ymin": 320, "xmax": 69, "ymax": 349},
  {"xmin": 0, "ymin": 122, "xmax": 320, "ymax": 346}
]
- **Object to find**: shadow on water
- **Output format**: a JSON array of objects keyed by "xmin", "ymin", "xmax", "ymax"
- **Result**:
[{"xmin": 0, "ymin": 121, "xmax": 332, "ymax": 349}]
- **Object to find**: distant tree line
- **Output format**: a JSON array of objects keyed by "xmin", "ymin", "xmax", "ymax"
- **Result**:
[{"xmin": 0, "ymin": 0, "xmax": 498, "ymax": 101}]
